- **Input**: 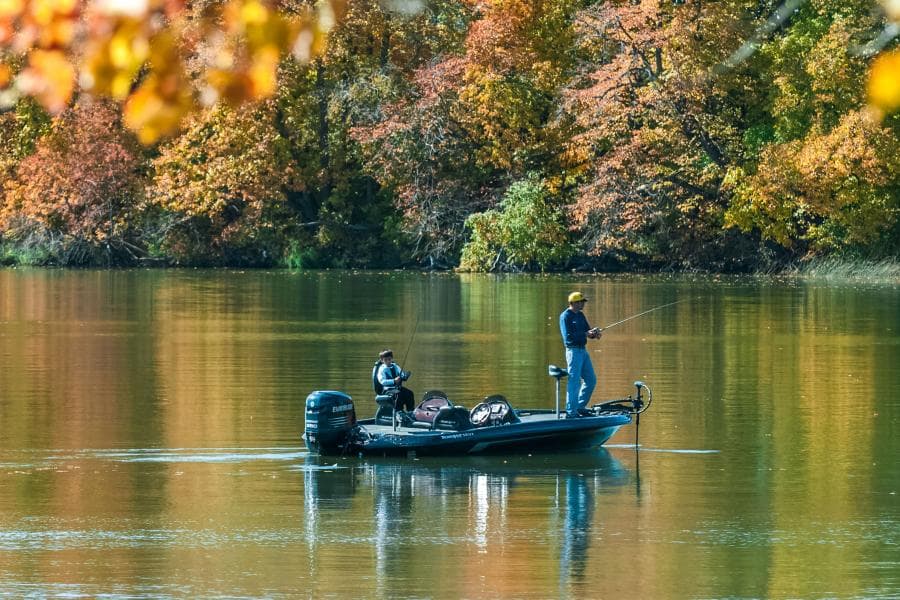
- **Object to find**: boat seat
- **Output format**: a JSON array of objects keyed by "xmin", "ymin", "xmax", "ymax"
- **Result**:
[
  {"xmin": 412, "ymin": 391, "xmax": 452, "ymax": 425},
  {"xmin": 432, "ymin": 406, "xmax": 472, "ymax": 431},
  {"xmin": 412, "ymin": 391, "xmax": 472, "ymax": 431},
  {"xmin": 548, "ymin": 365, "xmax": 568, "ymax": 379},
  {"xmin": 374, "ymin": 393, "xmax": 396, "ymax": 426}
]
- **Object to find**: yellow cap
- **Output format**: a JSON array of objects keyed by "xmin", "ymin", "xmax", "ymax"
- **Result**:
[{"xmin": 568, "ymin": 292, "xmax": 587, "ymax": 303}]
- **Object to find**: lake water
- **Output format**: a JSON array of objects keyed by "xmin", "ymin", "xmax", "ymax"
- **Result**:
[{"xmin": 0, "ymin": 269, "xmax": 897, "ymax": 599}]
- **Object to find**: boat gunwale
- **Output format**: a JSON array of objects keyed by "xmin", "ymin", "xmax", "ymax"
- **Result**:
[{"xmin": 355, "ymin": 410, "xmax": 632, "ymax": 439}]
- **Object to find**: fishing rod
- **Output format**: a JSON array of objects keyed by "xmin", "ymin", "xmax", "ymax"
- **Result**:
[
  {"xmin": 599, "ymin": 299, "xmax": 686, "ymax": 332},
  {"xmin": 400, "ymin": 309, "xmax": 421, "ymax": 370}
]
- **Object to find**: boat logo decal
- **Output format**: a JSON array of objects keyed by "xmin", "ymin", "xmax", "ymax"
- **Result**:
[{"xmin": 441, "ymin": 432, "xmax": 475, "ymax": 440}]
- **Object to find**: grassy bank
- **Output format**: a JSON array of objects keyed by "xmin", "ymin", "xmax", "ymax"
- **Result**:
[{"xmin": 785, "ymin": 257, "xmax": 900, "ymax": 284}]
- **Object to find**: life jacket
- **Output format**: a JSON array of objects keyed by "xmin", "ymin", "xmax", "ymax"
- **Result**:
[{"xmin": 372, "ymin": 361, "xmax": 399, "ymax": 395}]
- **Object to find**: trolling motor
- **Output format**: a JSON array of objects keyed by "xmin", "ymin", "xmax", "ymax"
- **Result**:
[
  {"xmin": 548, "ymin": 365, "xmax": 568, "ymax": 419},
  {"xmin": 593, "ymin": 381, "xmax": 652, "ymax": 415},
  {"xmin": 591, "ymin": 381, "xmax": 653, "ymax": 447}
]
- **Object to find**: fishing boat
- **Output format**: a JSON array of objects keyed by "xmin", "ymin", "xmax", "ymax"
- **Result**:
[{"xmin": 303, "ymin": 365, "xmax": 652, "ymax": 457}]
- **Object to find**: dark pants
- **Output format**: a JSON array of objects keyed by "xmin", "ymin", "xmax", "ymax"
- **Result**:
[{"xmin": 394, "ymin": 387, "xmax": 415, "ymax": 411}]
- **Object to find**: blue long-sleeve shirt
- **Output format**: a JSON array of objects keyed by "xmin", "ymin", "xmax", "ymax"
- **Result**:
[{"xmin": 560, "ymin": 308, "xmax": 591, "ymax": 348}]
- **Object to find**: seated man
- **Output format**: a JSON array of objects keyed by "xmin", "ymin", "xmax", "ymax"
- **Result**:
[{"xmin": 375, "ymin": 349, "xmax": 414, "ymax": 411}]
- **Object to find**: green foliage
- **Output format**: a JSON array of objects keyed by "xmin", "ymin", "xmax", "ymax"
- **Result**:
[
  {"xmin": 282, "ymin": 239, "xmax": 317, "ymax": 269},
  {"xmin": 0, "ymin": 98, "xmax": 52, "ymax": 161},
  {"xmin": 459, "ymin": 176, "xmax": 573, "ymax": 271}
]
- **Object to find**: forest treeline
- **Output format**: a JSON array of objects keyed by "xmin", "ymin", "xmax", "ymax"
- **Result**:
[{"xmin": 1, "ymin": 0, "xmax": 899, "ymax": 271}]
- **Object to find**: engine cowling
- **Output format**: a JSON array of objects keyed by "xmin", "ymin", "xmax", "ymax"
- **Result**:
[{"xmin": 304, "ymin": 391, "xmax": 356, "ymax": 455}]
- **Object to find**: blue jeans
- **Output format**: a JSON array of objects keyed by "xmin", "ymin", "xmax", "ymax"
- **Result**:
[{"xmin": 565, "ymin": 347, "xmax": 596, "ymax": 414}]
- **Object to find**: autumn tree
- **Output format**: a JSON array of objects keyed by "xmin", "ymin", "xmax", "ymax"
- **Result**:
[
  {"xmin": 266, "ymin": 1, "xmax": 473, "ymax": 267},
  {"xmin": 354, "ymin": 57, "xmax": 490, "ymax": 266},
  {"xmin": 146, "ymin": 101, "xmax": 300, "ymax": 265},
  {"xmin": 556, "ymin": 0, "xmax": 900, "ymax": 268},
  {"xmin": 725, "ymin": 110, "xmax": 900, "ymax": 253},
  {"xmin": 454, "ymin": 0, "xmax": 579, "ymax": 172},
  {"xmin": 723, "ymin": 0, "xmax": 900, "ymax": 256},
  {"xmin": 356, "ymin": 0, "xmax": 582, "ymax": 266},
  {"xmin": 559, "ymin": 0, "xmax": 763, "ymax": 268},
  {"xmin": 0, "ymin": 100, "xmax": 145, "ymax": 265}
]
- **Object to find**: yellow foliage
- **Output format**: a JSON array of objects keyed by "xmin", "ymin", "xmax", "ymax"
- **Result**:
[
  {"xmin": 84, "ymin": 18, "xmax": 150, "ymax": 99},
  {"xmin": 0, "ymin": 0, "xmax": 350, "ymax": 143},
  {"xmin": 248, "ymin": 46, "xmax": 280, "ymax": 98},
  {"xmin": 868, "ymin": 50, "xmax": 900, "ymax": 114},
  {"xmin": 17, "ymin": 50, "xmax": 75, "ymax": 113},
  {"xmin": 725, "ymin": 110, "xmax": 899, "ymax": 249},
  {"xmin": 882, "ymin": 0, "xmax": 900, "ymax": 21},
  {"xmin": 0, "ymin": 0, "xmax": 25, "ymax": 19},
  {"xmin": 123, "ymin": 33, "xmax": 195, "ymax": 144},
  {"xmin": 124, "ymin": 73, "xmax": 195, "ymax": 144}
]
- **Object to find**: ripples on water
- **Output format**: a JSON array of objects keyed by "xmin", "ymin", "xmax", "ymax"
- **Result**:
[{"xmin": 0, "ymin": 270, "xmax": 897, "ymax": 598}]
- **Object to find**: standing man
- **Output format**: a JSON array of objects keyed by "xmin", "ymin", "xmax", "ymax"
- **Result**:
[{"xmin": 559, "ymin": 292, "xmax": 601, "ymax": 418}]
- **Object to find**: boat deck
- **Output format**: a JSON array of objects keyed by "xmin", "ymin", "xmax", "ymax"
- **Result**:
[{"xmin": 358, "ymin": 410, "xmax": 568, "ymax": 436}]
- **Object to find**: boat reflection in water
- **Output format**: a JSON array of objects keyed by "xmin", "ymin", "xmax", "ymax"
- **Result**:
[{"xmin": 300, "ymin": 449, "xmax": 632, "ymax": 594}]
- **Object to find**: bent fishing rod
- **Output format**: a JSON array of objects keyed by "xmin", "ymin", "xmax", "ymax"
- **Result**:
[{"xmin": 598, "ymin": 299, "xmax": 686, "ymax": 332}]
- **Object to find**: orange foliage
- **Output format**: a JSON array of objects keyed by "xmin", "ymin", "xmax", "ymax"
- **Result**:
[
  {"xmin": 0, "ymin": 100, "xmax": 142, "ymax": 246},
  {"xmin": 147, "ymin": 101, "xmax": 298, "ymax": 253},
  {"xmin": 0, "ymin": 0, "xmax": 346, "ymax": 142},
  {"xmin": 725, "ymin": 109, "xmax": 900, "ymax": 250}
]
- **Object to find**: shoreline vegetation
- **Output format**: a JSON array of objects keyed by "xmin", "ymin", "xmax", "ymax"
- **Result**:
[
  {"xmin": 782, "ymin": 257, "xmax": 900, "ymax": 284},
  {"xmin": 1, "ymin": 254, "xmax": 898, "ymax": 286},
  {"xmin": 1, "ymin": 3, "xmax": 898, "ymax": 275}
]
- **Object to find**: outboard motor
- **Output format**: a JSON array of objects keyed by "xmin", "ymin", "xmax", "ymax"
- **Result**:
[{"xmin": 304, "ymin": 391, "xmax": 356, "ymax": 455}]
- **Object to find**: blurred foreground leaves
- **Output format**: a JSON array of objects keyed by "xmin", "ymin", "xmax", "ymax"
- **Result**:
[{"xmin": 0, "ymin": 0, "xmax": 348, "ymax": 142}]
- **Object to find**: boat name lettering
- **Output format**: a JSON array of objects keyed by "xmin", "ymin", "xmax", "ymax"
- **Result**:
[
  {"xmin": 441, "ymin": 432, "xmax": 475, "ymax": 440},
  {"xmin": 332, "ymin": 404, "xmax": 354, "ymax": 413}
]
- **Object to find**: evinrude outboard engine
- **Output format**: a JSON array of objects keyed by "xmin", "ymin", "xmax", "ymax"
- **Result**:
[{"xmin": 304, "ymin": 391, "xmax": 356, "ymax": 455}]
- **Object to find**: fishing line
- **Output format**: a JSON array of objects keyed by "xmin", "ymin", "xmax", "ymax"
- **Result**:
[{"xmin": 600, "ymin": 299, "xmax": 687, "ymax": 332}]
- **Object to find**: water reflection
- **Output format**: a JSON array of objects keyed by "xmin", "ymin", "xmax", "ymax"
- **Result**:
[
  {"xmin": 301, "ymin": 450, "xmax": 632, "ymax": 593},
  {"xmin": 560, "ymin": 473, "xmax": 593, "ymax": 582},
  {"xmin": 2, "ymin": 270, "xmax": 897, "ymax": 598}
]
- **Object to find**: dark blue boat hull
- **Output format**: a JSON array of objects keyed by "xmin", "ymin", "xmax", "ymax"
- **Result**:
[{"xmin": 340, "ymin": 412, "xmax": 631, "ymax": 457}]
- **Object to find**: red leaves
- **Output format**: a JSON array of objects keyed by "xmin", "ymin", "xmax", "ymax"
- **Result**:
[{"xmin": 1, "ymin": 100, "xmax": 142, "ymax": 244}]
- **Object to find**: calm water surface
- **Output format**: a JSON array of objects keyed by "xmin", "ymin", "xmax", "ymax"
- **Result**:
[{"xmin": 0, "ymin": 269, "xmax": 897, "ymax": 599}]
